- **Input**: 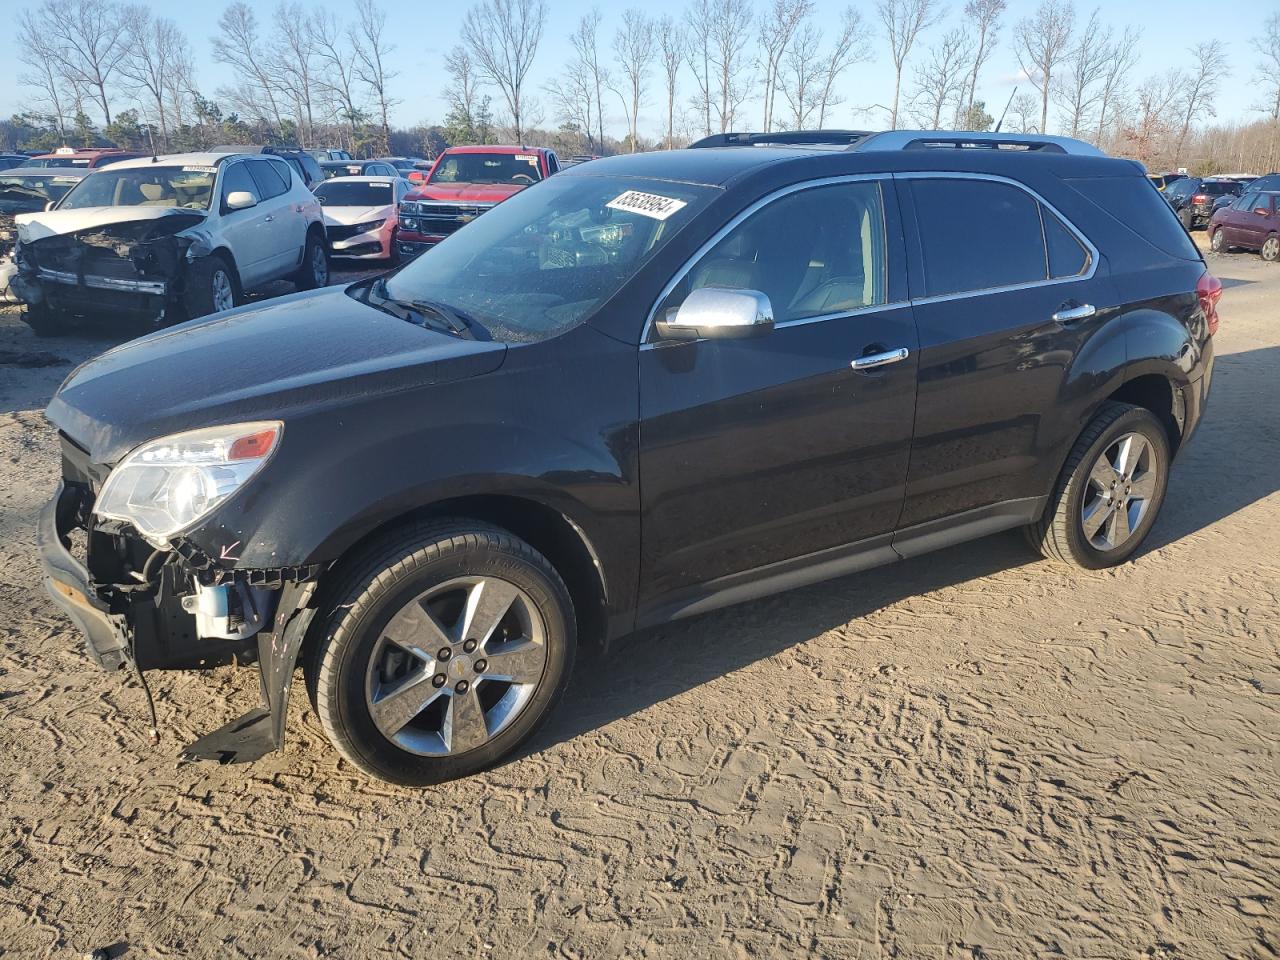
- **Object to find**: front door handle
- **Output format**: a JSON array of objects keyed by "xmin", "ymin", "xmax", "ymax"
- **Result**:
[
  {"xmin": 263, "ymin": 214, "xmax": 275, "ymax": 223},
  {"xmin": 851, "ymin": 347, "xmax": 910, "ymax": 371},
  {"xmin": 1052, "ymin": 303, "xmax": 1096, "ymax": 325}
]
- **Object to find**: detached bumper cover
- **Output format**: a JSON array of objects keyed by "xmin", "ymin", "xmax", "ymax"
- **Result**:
[{"xmin": 37, "ymin": 482, "xmax": 131, "ymax": 671}]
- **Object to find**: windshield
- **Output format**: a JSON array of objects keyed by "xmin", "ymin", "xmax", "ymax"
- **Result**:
[
  {"xmin": 317, "ymin": 180, "xmax": 395, "ymax": 206},
  {"xmin": 372, "ymin": 175, "xmax": 716, "ymax": 342},
  {"xmin": 1199, "ymin": 181, "xmax": 1240, "ymax": 196},
  {"xmin": 429, "ymin": 152, "xmax": 543, "ymax": 186},
  {"xmin": 0, "ymin": 172, "xmax": 83, "ymax": 209},
  {"xmin": 59, "ymin": 165, "xmax": 216, "ymax": 210}
]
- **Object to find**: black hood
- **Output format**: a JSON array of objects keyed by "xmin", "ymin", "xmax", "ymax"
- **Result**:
[{"xmin": 47, "ymin": 285, "xmax": 507, "ymax": 463}]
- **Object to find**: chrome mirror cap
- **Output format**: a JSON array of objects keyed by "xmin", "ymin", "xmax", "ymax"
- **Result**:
[{"xmin": 654, "ymin": 286, "xmax": 775, "ymax": 341}]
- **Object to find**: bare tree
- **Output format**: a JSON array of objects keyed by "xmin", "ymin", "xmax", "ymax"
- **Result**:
[
  {"xmin": 462, "ymin": 0, "xmax": 548, "ymax": 143},
  {"xmin": 877, "ymin": 0, "xmax": 945, "ymax": 129},
  {"xmin": 961, "ymin": 0, "xmax": 1006, "ymax": 123},
  {"xmin": 1255, "ymin": 12, "xmax": 1280, "ymax": 170},
  {"xmin": 909, "ymin": 28, "xmax": 973, "ymax": 129},
  {"xmin": 710, "ymin": 0, "xmax": 755, "ymax": 132},
  {"xmin": 44, "ymin": 0, "xmax": 131, "ymax": 126},
  {"xmin": 212, "ymin": 2, "xmax": 284, "ymax": 130},
  {"xmin": 817, "ymin": 7, "xmax": 871, "ymax": 126},
  {"xmin": 1124, "ymin": 69, "xmax": 1184, "ymax": 167},
  {"xmin": 271, "ymin": 3, "xmax": 320, "ymax": 146},
  {"xmin": 613, "ymin": 10, "xmax": 657, "ymax": 152},
  {"xmin": 1013, "ymin": 0, "xmax": 1074, "ymax": 137},
  {"xmin": 570, "ymin": 10, "xmax": 608, "ymax": 151},
  {"xmin": 1008, "ymin": 90, "xmax": 1040, "ymax": 133},
  {"xmin": 18, "ymin": 8, "xmax": 74, "ymax": 140},
  {"xmin": 1094, "ymin": 25, "xmax": 1139, "ymax": 146},
  {"xmin": 120, "ymin": 8, "xmax": 192, "ymax": 149},
  {"xmin": 1174, "ymin": 40, "xmax": 1229, "ymax": 166},
  {"xmin": 445, "ymin": 46, "xmax": 484, "ymax": 129},
  {"xmin": 1053, "ymin": 9, "xmax": 1110, "ymax": 139},
  {"xmin": 757, "ymin": 0, "xmax": 813, "ymax": 133},
  {"xmin": 312, "ymin": 9, "xmax": 364, "ymax": 147},
  {"xmin": 684, "ymin": 0, "xmax": 715, "ymax": 137},
  {"xmin": 351, "ymin": 0, "xmax": 399, "ymax": 154},
  {"xmin": 658, "ymin": 16, "xmax": 682, "ymax": 148}
]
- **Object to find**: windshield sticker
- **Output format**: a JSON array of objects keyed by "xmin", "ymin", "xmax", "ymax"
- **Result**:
[
  {"xmin": 183, "ymin": 165, "xmax": 217, "ymax": 173},
  {"xmin": 52, "ymin": 176, "xmax": 79, "ymax": 183},
  {"xmin": 516, "ymin": 154, "xmax": 538, "ymax": 163},
  {"xmin": 606, "ymin": 190, "xmax": 688, "ymax": 221}
]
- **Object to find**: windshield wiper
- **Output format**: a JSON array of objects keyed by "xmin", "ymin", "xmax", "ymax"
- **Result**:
[{"xmin": 358, "ymin": 278, "xmax": 488, "ymax": 340}]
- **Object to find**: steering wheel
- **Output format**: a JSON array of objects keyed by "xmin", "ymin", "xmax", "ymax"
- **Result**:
[{"xmin": 512, "ymin": 173, "xmax": 536, "ymax": 185}]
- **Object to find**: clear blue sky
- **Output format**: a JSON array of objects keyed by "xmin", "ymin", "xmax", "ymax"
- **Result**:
[{"xmin": 0, "ymin": 0, "xmax": 1266, "ymax": 139}]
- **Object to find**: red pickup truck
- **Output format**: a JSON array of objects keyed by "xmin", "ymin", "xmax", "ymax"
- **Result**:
[{"xmin": 396, "ymin": 145, "xmax": 562, "ymax": 258}]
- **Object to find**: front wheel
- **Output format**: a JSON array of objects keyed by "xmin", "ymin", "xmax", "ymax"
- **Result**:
[
  {"xmin": 1210, "ymin": 227, "xmax": 1227, "ymax": 253},
  {"xmin": 1262, "ymin": 234, "xmax": 1280, "ymax": 262},
  {"xmin": 1024, "ymin": 402, "xmax": 1171, "ymax": 569},
  {"xmin": 23, "ymin": 301, "xmax": 70, "ymax": 337},
  {"xmin": 183, "ymin": 253, "xmax": 239, "ymax": 319},
  {"xmin": 306, "ymin": 521, "xmax": 577, "ymax": 786}
]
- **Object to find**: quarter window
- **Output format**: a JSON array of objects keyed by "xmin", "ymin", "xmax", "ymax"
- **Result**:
[
  {"xmin": 660, "ymin": 180, "xmax": 887, "ymax": 324},
  {"xmin": 1043, "ymin": 206, "xmax": 1090, "ymax": 278}
]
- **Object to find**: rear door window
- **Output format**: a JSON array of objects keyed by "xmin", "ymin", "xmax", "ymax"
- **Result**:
[
  {"xmin": 911, "ymin": 178, "xmax": 1046, "ymax": 297},
  {"xmin": 1234, "ymin": 192, "xmax": 1260, "ymax": 211},
  {"xmin": 247, "ymin": 159, "xmax": 289, "ymax": 199}
]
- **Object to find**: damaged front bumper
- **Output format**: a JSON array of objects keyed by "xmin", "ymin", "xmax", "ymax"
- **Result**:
[{"xmin": 38, "ymin": 459, "xmax": 323, "ymax": 764}]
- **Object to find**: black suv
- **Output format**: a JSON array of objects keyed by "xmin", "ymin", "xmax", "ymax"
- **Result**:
[
  {"xmin": 1163, "ymin": 175, "xmax": 1243, "ymax": 229},
  {"xmin": 39, "ymin": 130, "xmax": 1218, "ymax": 786}
]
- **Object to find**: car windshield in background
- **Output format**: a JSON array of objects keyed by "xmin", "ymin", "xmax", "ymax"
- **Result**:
[
  {"xmin": 0, "ymin": 172, "xmax": 83, "ymax": 209},
  {"xmin": 58, "ymin": 166, "xmax": 216, "ymax": 210},
  {"xmin": 372, "ymin": 175, "xmax": 716, "ymax": 343},
  {"xmin": 429, "ymin": 153, "xmax": 543, "ymax": 185},
  {"xmin": 317, "ymin": 180, "xmax": 395, "ymax": 206},
  {"xmin": 1200, "ymin": 181, "xmax": 1240, "ymax": 196}
]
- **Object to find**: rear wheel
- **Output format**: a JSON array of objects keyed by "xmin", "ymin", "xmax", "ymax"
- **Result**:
[
  {"xmin": 1262, "ymin": 234, "xmax": 1280, "ymax": 262},
  {"xmin": 294, "ymin": 229, "xmax": 329, "ymax": 290},
  {"xmin": 1024, "ymin": 402, "xmax": 1171, "ymax": 569},
  {"xmin": 307, "ymin": 521, "xmax": 576, "ymax": 786},
  {"xmin": 1179, "ymin": 208, "xmax": 1194, "ymax": 231}
]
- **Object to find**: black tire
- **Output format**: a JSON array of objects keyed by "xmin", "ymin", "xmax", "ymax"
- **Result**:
[
  {"xmin": 1024, "ymin": 402, "xmax": 1171, "ymax": 570},
  {"xmin": 306, "ymin": 520, "xmax": 577, "ymax": 786},
  {"xmin": 183, "ymin": 252, "xmax": 239, "ymax": 319},
  {"xmin": 294, "ymin": 228, "xmax": 329, "ymax": 290},
  {"xmin": 1179, "ymin": 207, "xmax": 1193, "ymax": 231},
  {"xmin": 388, "ymin": 230, "xmax": 402, "ymax": 266},
  {"xmin": 23, "ymin": 301, "xmax": 69, "ymax": 337}
]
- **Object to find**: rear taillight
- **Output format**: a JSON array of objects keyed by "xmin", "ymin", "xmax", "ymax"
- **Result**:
[
  {"xmin": 1192, "ymin": 194, "xmax": 1208, "ymax": 204},
  {"xmin": 1197, "ymin": 271, "xmax": 1222, "ymax": 336}
]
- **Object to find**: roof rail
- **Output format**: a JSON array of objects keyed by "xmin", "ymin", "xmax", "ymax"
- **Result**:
[
  {"xmin": 689, "ymin": 130, "xmax": 873, "ymax": 149},
  {"xmin": 851, "ymin": 130, "xmax": 1104, "ymax": 157}
]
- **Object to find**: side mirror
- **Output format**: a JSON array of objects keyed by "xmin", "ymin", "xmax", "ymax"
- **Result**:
[
  {"xmin": 654, "ymin": 287, "xmax": 775, "ymax": 341},
  {"xmin": 225, "ymin": 190, "xmax": 257, "ymax": 211},
  {"xmin": 1255, "ymin": 207, "xmax": 1271, "ymax": 217},
  {"xmin": 45, "ymin": 200, "xmax": 56, "ymax": 211}
]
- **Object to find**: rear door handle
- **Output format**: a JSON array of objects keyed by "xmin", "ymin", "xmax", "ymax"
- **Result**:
[
  {"xmin": 1052, "ymin": 303, "xmax": 1096, "ymax": 325},
  {"xmin": 851, "ymin": 347, "xmax": 910, "ymax": 371}
]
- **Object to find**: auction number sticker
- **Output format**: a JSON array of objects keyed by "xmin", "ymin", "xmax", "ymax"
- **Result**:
[
  {"xmin": 183, "ymin": 165, "xmax": 218, "ymax": 173},
  {"xmin": 606, "ymin": 190, "xmax": 688, "ymax": 221}
]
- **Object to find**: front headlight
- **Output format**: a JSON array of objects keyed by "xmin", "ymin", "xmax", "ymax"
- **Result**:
[
  {"xmin": 401, "ymin": 201, "xmax": 422, "ymax": 216},
  {"xmin": 94, "ymin": 421, "xmax": 282, "ymax": 546},
  {"xmin": 355, "ymin": 218, "xmax": 386, "ymax": 233}
]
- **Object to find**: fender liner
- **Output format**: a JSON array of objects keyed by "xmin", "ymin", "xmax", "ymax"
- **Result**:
[{"xmin": 180, "ymin": 581, "xmax": 317, "ymax": 764}]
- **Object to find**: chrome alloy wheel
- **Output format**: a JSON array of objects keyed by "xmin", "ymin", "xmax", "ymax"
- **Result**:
[
  {"xmin": 211, "ymin": 268, "xmax": 235, "ymax": 312},
  {"xmin": 1262, "ymin": 236, "xmax": 1279, "ymax": 262},
  {"xmin": 1081, "ymin": 432, "xmax": 1158, "ymax": 551},
  {"xmin": 365, "ymin": 577, "xmax": 548, "ymax": 756},
  {"xmin": 311, "ymin": 243, "xmax": 329, "ymax": 285}
]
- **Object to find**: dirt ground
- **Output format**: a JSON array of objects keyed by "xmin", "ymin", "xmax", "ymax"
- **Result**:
[{"xmin": 0, "ymin": 246, "xmax": 1276, "ymax": 960}]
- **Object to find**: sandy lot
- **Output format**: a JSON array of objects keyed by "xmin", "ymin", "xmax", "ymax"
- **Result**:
[{"xmin": 0, "ymin": 248, "xmax": 1276, "ymax": 959}]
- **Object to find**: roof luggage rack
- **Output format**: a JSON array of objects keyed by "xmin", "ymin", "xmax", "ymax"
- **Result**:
[
  {"xmin": 689, "ymin": 129, "xmax": 1104, "ymax": 157},
  {"xmin": 689, "ymin": 130, "xmax": 873, "ymax": 149}
]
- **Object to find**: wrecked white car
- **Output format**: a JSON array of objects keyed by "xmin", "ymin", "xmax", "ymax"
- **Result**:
[
  {"xmin": 0, "ymin": 166, "xmax": 89, "ymax": 303},
  {"xmin": 12, "ymin": 152, "xmax": 327, "ymax": 336}
]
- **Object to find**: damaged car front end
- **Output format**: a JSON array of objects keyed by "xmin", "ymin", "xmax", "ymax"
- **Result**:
[
  {"xmin": 38, "ymin": 420, "xmax": 321, "ymax": 761},
  {"xmin": 14, "ymin": 209, "xmax": 212, "ymax": 328}
]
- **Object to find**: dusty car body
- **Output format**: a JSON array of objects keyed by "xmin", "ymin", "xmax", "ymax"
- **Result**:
[{"xmin": 12, "ymin": 152, "xmax": 327, "ymax": 334}]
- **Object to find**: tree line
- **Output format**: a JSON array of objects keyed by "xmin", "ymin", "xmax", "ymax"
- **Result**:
[{"xmin": 6, "ymin": 0, "xmax": 1280, "ymax": 175}]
